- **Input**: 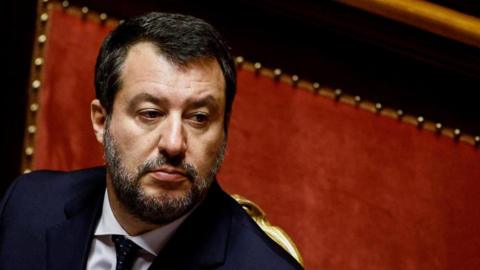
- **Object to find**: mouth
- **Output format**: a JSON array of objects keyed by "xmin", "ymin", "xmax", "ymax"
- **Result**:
[{"xmin": 148, "ymin": 166, "xmax": 188, "ymax": 183}]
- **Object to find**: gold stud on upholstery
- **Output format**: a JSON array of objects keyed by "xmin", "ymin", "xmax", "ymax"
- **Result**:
[
  {"xmin": 312, "ymin": 82, "xmax": 320, "ymax": 93},
  {"xmin": 334, "ymin": 89, "xmax": 342, "ymax": 101},
  {"xmin": 34, "ymin": 57, "xmax": 44, "ymax": 67},
  {"xmin": 81, "ymin": 7, "xmax": 89, "ymax": 17},
  {"xmin": 291, "ymin": 75, "xmax": 299, "ymax": 86},
  {"xmin": 25, "ymin": 147, "xmax": 34, "ymax": 156},
  {"xmin": 354, "ymin": 95, "xmax": 361, "ymax": 104},
  {"xmin": 30, "ymin": 103, "xmax": 39, "ymax": 112},
  {"xmin": 40, "ymin": 13, "xmax": 49, "ymax": 23},
  {"xmin": 99, "ymin": 13, "xmax": 108, "ymax": 23},
  {"xmin": 374, "ymin": 103, "xmax": 382, "ymax": 113},
  {"xmin": 253, "ymin": 62, "xmax": 262, "ymax": 75},
  {"xmin": 28, "ymin": 125, "xmax": 37, "ymax": 134},
  {"xmin": 435, "ymin": 123, "xmax": 443, "ymax": 134},
  {"xmin": 453, "ymin": 129, "xmax": 461, "ymax": 140},
  {"xmin": 38, "ymin": 35, "xmax": 47, "ymax": 44},
  {"xmin": 416, "ymin": 116, "xmax": 424, "ymax": 128},
  {"xmin": 235, "ymin": 56, "xmax": 244, "ymax": 65},
  {"xmin": 474, "ymin": 136, "xmax": 480, "ymax": 147},
  {"xmin": 62, "ymin": 1, "xmax": 69, "ymax": 8},
  {"xmin": 32, "ymin": 80, "xmax": 41, "ymax": 90},
  {"xmin": 396, "ymin": 110, "xmax": 404, "ymax": 118},
  {"xmin": 273, "ymin": 69, "xmax": 282, "ymax": 80}
]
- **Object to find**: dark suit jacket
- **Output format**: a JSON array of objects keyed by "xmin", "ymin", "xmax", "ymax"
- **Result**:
[{"xmin": 0, "ymin": 167, "xmax": 303, "ymax": 270}]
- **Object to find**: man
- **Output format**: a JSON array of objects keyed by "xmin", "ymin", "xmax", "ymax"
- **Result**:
[{"xmin": 0, "ymin": 12, "xmax": 302, "ymax": 270}]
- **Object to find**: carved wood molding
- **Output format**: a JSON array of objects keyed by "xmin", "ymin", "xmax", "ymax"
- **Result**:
[{"xmin": 338, "ymin": 0, "xmax": 480, "ymax": 47}]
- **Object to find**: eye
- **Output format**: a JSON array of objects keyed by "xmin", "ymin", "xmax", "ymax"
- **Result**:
[
  {"xmin": 188, "ymin": 113, "xmax": 210, "ymax": 127},
  {"xmin": 193, "ymin": 113, "xmax": 208, "ymax": 123},
  {"xmin": 138, "ymin": 109, "xmax": 164, "ymax": 121}
]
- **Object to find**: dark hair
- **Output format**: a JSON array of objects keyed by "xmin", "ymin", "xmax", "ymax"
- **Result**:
[{"xmin": 94, "ymin": 12, "xmax": 236, "ymax": 128}]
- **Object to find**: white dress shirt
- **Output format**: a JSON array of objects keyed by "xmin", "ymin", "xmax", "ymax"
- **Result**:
[{"xmin": 86, "ymin": 190, "xmax": 190, "ymax": 270}]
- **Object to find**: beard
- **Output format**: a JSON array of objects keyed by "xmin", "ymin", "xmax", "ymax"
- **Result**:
[{"xmin": 103, "ymin": 125, "xmax": 226, "ymax": 225}]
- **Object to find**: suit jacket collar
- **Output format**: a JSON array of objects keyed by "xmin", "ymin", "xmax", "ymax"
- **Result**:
[
  {"xmin": 46, "ymin": 167, "xmax": 106, "ymax": 270},
  {"xmin": 149, "ymin": 181, "xmax": 232, "ymax": 270}
]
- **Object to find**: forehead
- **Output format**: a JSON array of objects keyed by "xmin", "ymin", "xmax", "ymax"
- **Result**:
[{"xmin": 117, "ymin": 42, "xmax": 226, "ymax": 104}]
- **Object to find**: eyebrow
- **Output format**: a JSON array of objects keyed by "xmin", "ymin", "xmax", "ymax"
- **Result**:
[
  {"xmin": 186, "ymin": 95, "xmax": 220, "ymax": 113},
  {"xmin": 127, "ymin": 92, "xmax": 220, "ymax": 113},
  {"xmin": 127, "ymin": 93, "xmax": 169, "ymax": 113},
  {"xmin": 128, "ymin": 93, "xmax": 168, "ymax": 108}
]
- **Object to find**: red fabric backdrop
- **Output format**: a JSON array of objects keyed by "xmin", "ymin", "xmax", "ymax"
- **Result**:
[{"xmin": 33, "ymin": 6, "xmax": 480, "ymax": 270}]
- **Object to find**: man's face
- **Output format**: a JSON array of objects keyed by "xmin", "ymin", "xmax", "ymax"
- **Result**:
[{"xmin": 99, "ymin": 42, "xmax": 227, "ymax": 225}]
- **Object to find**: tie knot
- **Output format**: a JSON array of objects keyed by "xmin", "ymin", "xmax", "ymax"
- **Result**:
[{"xmin": 112, "ymin": 235, "xmax": 140, "ymax": 270}]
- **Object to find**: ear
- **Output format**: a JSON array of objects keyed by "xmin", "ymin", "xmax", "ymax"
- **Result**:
[{"xmin": 91, "ymin": 99, "xmax": 107, "ymax": 144}]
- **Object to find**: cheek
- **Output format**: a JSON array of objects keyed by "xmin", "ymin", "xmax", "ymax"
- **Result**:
[
  {"xmin": 109, "ymin": 119, "xmax": 158, "ymax": 166},
  {"xmin": 188, "ymin": 127, "xmax": 225, "ymax": 170}
]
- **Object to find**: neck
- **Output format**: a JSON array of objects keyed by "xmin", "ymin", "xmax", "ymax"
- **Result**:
[{"xmin": 106, "ymin": 177, "xmax": 160, "ymax": 236}]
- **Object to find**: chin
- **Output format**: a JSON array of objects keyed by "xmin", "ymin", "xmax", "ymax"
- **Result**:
[{"xmin": 141, "ymin": 181, "xmax": 191, "ymax": 197}]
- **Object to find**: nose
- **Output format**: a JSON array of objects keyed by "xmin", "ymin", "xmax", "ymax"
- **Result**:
[{"xmin": 157, "ymin": 114, "xmax": 187, "ymax": 160}]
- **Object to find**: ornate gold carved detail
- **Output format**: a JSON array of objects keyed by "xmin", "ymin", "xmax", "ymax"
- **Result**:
[{"xmin": 231, "ymin": 194, "xmax": 304, "ymax": 267}]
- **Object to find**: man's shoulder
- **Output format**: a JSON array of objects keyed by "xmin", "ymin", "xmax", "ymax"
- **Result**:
[
  {"xmin": 16, "ymin": 166, "xmax": 105, "ymax": 184},
  {"xmin": 0, "ymin": 167, "xmax": 106, "ymax": 222},
  {"xmin": 222, "ymin": 193, "xmax": 303, "ymax": 270},
  {"xmin": 0, "ymin": 167, "xmax": 106, "ymax": 269},
  {"xmin": 8, "ymin": 166, "xmax": 106, "ymax": 194},
  {"xmin": 180, "ymin": 184, "xmax": 303, "ymax": 269}
]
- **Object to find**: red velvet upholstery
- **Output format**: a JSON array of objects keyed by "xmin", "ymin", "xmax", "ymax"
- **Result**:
[
  {"xmin": 35, "ymin": 8, "xmax": 107, "ymax": 169},
  {"xmin": 32, "ymin": 6, "xmax": 480, "ymax": 270}
]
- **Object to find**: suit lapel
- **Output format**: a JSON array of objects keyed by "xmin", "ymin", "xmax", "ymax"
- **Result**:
[
  {"xmin": 46, "ymin": 170, "xmax": 105, "ymax": 270},
  {"xmin": 149, "ymin": 181, "xmax": 231, "ymax": 270}
]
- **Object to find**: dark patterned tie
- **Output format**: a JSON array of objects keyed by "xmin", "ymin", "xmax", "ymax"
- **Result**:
[{"xmin": 112, "ymin": 235, "xmax": 140, "ymax": 270}]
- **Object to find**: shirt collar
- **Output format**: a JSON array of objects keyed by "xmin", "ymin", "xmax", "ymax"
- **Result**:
[{"xmin": 94, "ymin": 190, "xmax": 191, "ymax": 256}]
